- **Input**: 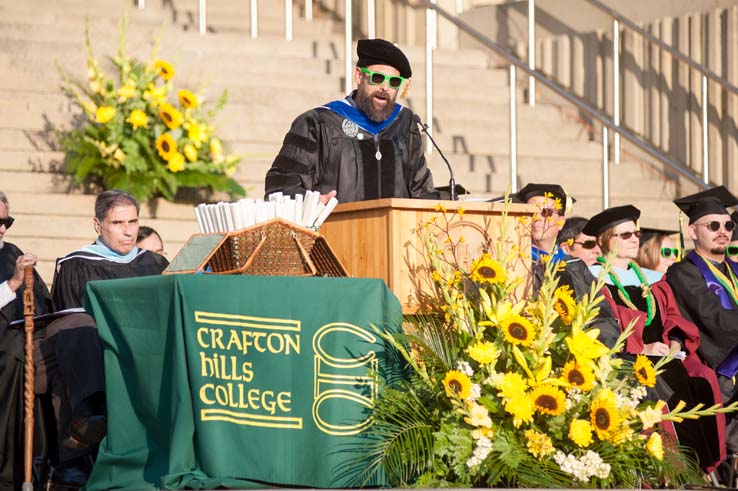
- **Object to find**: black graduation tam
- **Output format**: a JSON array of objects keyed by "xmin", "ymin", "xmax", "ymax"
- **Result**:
[
  {"xmin": 582, "ymin": 204, "xmax": 641, "ymax": 237},
  {"xmin": 673, "ymin": 186, "xmax": 738, "ymax": 223},
  {"xmin": 731, "ymin": 211, "xmax": 738, "ymax": 241},
  {"xmin": 356, "ymin": 39, "xmax": 412, "ymax": 79},
  {"xmin": 515, "ymin": 183, "xmax": 575, "ymax": 214},
  {"xmin": 638, "ymin": 227, "xmax": 678, "ymax": 247}
]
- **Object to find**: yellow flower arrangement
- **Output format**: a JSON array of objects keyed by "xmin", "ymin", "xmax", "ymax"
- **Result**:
[
  {"xmin": 363, "ymin": 203, "xmax": 737, "ymax": 488},
  {"xmin": 58, "ymin": 17, "xmax": 243, "ymax": 202}
]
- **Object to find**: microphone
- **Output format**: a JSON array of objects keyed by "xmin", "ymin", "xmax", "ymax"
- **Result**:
[{"xmin": 413, "ymin": 114, "xmax": 457, "ymax": 201}]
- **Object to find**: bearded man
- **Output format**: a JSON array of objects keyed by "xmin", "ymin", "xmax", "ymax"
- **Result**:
[{"xmin": 265, "ymin": 38, "xmax": 439, "ymax": 204}]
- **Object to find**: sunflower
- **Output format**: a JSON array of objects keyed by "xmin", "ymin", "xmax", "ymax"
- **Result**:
[
  {"xmin": 633, "ymin": 355, "xmax": 657, "ymax": 387},
  {"xmin": 561, "ymin": 360, "xmax": 595, "ymax": 391},
  {"xmin": 166, "ymin": 152, "xmax": 185, "ymax": 173},
  {"xmin": 178, "ymin": 89, "xmax": 198, "ymax": 109},
  {"xmin": 159, "ymin": 103, "xmax": 183, "ymax": 130},
  {"xmin": 553, "ymin": 285, "xmax": 576, "ymax": 325},
  {"xmin": 470, "ymin": 255, "xmax": 506, "ymax": 285},
  {"xmin": 646, "ymin": 432, "xmax": 664, "ymax": 461},
  {"xmin": 568, "ymin": 419, "xmax": 593, "ymax": 447},
  {"xmin": 524, "ymin": 429, "xmax": 554, "ymax": 459},
  {"xmin": 467, "ymin": 341, "xmax": 498, "ymax": 365},
  {"xmin": 156, "ymin": 133, "xmax": 177, "ymax": 161},
  {"xmin": 531, "ymin": 385, "xmax": 566, "ymax": 416},
  {"xmin": 442, "ymin": 370, "xmax": 471, "ymax": 400},
  {"xmin": 154, "ymin": 59, "xmax": 175, "ymax": 80},
  {"xmin": 127, "ymin": 109, "xmax": 148, "ymax": 129},
  {"xmin": 95, "ymin": 106, "xmax": 116, "ymax": 124},
  {"xmin": 504, "ymin": 392, "xmax": 534, "ymax": 427},
  {"xmin": 590, "ymin": 389, "xmax": 622, "ymax": 441},
  {"xmin": 500, "ymin": 314, "xmax": 535, "ymax": 346}
]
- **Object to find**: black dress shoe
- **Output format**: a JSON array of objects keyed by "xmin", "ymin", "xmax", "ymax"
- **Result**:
[{"xmin": 62, "ymin": 415, "xmax": 107, "ymax": 449}]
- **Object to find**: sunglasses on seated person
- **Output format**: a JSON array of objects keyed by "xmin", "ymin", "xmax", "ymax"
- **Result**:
[
  {"xmin": 613, "ymin": 230, "xmax": 641, "ymax": 240},
  {"xmin": 360, "ymin": 67, "xmax": 406, "ymax": 89},
  {"xmin": 572, "ymin": 239, "xmax": 597, "ymax": 249},
  {"xmin": 727, "ymin": 245, "xmax": 738, "ymax": 258},
  {"xmin": 695, "ymin": 220, "xmax": 736, "ymax": 232},
  {"xmin": 660, "ymin": 247, "xmax": 680, "ymax": 259},
  {"xmin": 0, "ymin": 216, "xmax": 14, "ymax": 229}
]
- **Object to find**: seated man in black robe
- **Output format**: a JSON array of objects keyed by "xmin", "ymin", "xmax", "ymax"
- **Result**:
[{"xmin": 39, "ymin": 190, "xmax": 168, "ymax": 488}]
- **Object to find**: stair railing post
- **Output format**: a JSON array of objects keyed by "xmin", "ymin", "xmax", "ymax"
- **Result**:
[
  {"xmin": 602, "ymin": 126, "xmax": 610, "ymax": 209},
  {"xmin": 613, "ymin": 19, "xmax": 620, "ymax": 164},
  {"xmin": 528, "ymin": 0, "xmax": 535, "ymax": 107},
  {"xmin": 285, "ymin": 0, "xmax": 293, "ymax": 41},
  {"xmin": 137, "ymin": 0, "xmax": 145, "ymax": 9},
  {"xmin": 510, "ymin": 64, "xmax": 518, "ymax": 193},
  {"xmin": 345, "ymin": 0, "xmax": 353, "ymax": 93},
  {"xmin": 426, "ymin": 0, "xmax": 437, "ymax": 155},
  {"xmin": 456, "ymin": 0, "xmax": 463, "ymax": 14},
  {"xmin": 251, "ymin": 0, "xmax": 258, "ymax": 38},
  {"xmin": 702, "ymin": 74, "xmax": 709, "ymax": 184},
  {"xmin": 199, "ymin": 0, "xmax": 207, "ymax": 35},
  {"xmin": 305, "ymin": 0, "xmax": 312, "ymax": 21},
  {"xmin": 367, "ymin": 0, "xmax": 375, "ymax": 39}
]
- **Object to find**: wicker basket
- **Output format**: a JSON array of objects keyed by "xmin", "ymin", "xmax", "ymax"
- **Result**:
[{"xmin": 207, "ymin": 218, "xmax": 348, "ymax": 277}]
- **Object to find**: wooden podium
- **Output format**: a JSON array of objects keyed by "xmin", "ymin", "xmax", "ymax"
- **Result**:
[{"xmin": 320, "ymin": 198, "xmax": 535, "ymax": 314}]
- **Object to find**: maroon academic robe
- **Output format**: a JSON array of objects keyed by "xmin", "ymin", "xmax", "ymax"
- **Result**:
[{"xmin": 601, "ymin": 279, "xmax": 726, "ymax": 471}]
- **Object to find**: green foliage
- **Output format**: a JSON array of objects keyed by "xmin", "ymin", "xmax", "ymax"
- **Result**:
[{"xmin": 57, "ymin": 16, "xmax": 245, "ymax": 203}]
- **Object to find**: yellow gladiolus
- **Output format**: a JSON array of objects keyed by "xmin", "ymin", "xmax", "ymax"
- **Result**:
[
  {"xmin": 117, "ymin": 83, "xmax": 136, "ymax": 101},
  {"xmin": 95, "ymin": 106, "xmax": 116, "ymax": 124},
  {"xmin": 166, "ymin": 152, "xmax": 186, "ymax": 173},
  {"xmin": 183, "ymin": 144, "xmax": 198, "ymax": 162}
]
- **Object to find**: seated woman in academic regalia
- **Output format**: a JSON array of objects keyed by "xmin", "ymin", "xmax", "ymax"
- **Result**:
[{"xmin": 585, "ymin": 205, "xmax": 726, "ymax": 472}]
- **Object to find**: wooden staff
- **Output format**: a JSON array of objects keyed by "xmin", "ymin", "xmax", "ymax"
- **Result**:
[{"xmin": 22, "ymin": 266, "xmax": 34, "ymax": 491}]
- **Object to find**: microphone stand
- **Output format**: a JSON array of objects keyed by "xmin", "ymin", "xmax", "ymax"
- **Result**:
[{"xmin": 414, "ymin": 115, "xmax": 457, "ymax": 201}]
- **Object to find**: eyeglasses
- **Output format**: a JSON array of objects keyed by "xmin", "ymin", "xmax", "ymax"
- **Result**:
[
  {"xmin": 660, "ymin": 247, "xmax": 680, "ymax": 259},
  {"xmin": 613, "ymin": 230, "xmax": 641, "ymax": 240},
  {"xmin": 695, "ymin": 220, "xmax": 736, "ymax": 232},
  {"xmin": 0, "ymin": 217, "xmax": 14, "ymax": 229},
  {"xmin": 360, "ymin": 67, "xmax": 406, "ymax": 89},
  {"xmin": 539, "ymin": 207, "xmax": 560, "ymax": 218},
  {"xmin": 727, "ymin": 245, "xmax": 738, "ymax": 257},
  {"xmin": 573, "ymin": 240, "xmax": 598, "ymax": 249}
]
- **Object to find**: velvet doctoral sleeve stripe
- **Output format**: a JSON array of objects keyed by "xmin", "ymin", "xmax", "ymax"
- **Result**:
[{"xmin": 666, "ymin": 261, "xmax": 738, "ymax": 367}]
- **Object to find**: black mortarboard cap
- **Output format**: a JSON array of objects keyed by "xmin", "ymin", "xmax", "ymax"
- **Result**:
[
  {"xmin": 731, "ymin": 211, "xmax": 738, "ymax": 241},
  {"xmin": 515, "ymin": 183, "xmax": 575, "ymax": 214},
  {"xmin": 357, "ymin": 39, "xmax": 412, "ymax": 79},
  {"xmin": 673, "ymin": 186, "xmax": 738, "ymax": 223},
  {"xmin": 638, "ymin": 227, "xmax": 678, "ymax": 247},
  {"xmin": 582, "ymin": 204, "xmax": 641, "ymax": 237}
]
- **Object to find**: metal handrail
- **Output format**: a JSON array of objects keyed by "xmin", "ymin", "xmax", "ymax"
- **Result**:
[
  {"xmin": 586, "ymin": 0, "xmax": 738, "ymax": 95},
  {"xmin": 418, "ymin": 0, "xmax": 707, "ymax": 192}
]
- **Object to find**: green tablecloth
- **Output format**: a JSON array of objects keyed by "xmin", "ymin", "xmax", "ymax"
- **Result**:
[{"xmin": 83, "ymin": 275, "xmax": 402, "ymax": 490}]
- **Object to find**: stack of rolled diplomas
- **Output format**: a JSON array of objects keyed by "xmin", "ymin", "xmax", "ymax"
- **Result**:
[{"xmin": 194, "ymin": 191, "xmax": 339, "ymax": 234}]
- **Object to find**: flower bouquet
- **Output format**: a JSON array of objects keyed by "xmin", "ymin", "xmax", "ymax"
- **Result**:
[
  {"xmin": 57, "ymin": 18, "xmax": 245, "ymax": 202},
  {"xmin": 359, "ymin": 202, "xmax": 735, "ymax": 488}
]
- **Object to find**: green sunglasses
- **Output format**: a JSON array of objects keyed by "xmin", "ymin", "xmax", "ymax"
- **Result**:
[
  {"xmin": 727, "ymin": 245, "xmax": 738, "ymax": 257},
  {"xmin": 360, "ymin": 67, "xmax": 406, "ymax": 89},
  {"xmin": 660, "ymin": 247, "xmax": 680, "ymax": 259}
]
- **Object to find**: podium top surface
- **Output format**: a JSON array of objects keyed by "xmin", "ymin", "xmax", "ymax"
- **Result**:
[{"xmin": 331, "ymin": 198, "xmax": 536, "ymax": 215}]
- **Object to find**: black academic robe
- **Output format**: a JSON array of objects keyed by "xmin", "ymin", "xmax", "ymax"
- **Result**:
[
  {"xmin": 666, "ymin": 259, "xmax": 738, "ymax": 371},
  {"xmin": 0, "ymin": 242, "xmax": 53, "ymax": 491},
  {"xmin": 51, "ymin": 249, "xmax": 169, "ymax": 310}
]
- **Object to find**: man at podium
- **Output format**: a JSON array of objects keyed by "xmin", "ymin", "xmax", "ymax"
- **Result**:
[{"xmin": 264, "ymin": 38, "xmax": 439, "ymax": 204}]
